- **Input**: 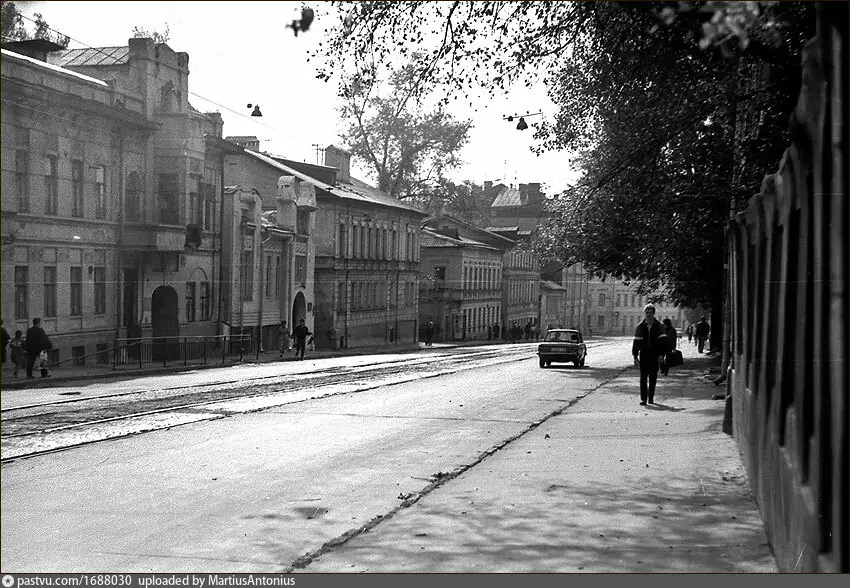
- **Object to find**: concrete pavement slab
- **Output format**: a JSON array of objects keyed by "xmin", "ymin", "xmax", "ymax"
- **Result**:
[{"xmin": 302, "ymin": 358, "xmax": 776, "ymax": 573}]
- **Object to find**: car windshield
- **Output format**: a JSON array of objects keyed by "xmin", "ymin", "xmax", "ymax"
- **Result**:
[{"xmin": 544, "ymin": 331, "xmax": 579, "ymax": 342}]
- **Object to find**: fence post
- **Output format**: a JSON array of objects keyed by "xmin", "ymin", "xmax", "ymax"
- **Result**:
[
  {"xmin": 239, "ymin": 335, "xmax": 244, "ymax": 362},
  {"xmin": 203, "ymin": 336, "xmax": 208, "ymax": 364},
  {"xmin": 222, "ymin": 336, "xmax": 227, "ymax": 364},
  {"xmin": 163, "ymin": 338, "xmax": 167, "ymax": 368},
  {"xmin": 113, "ymin": 339, "xmax": 117, "ymax": 371},
  {"xmin": 183, "ymin": 337, "xmax": 188, "ymax": 366}
]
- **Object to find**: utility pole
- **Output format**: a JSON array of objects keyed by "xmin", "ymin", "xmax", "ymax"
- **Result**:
[{"xmin": 312, "ymin": 144, "xmax": 324, "ymax": 165}]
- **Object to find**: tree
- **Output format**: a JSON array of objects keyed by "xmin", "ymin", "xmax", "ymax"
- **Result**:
[
  {"xmin": 338, "ymin": 61, "xmax": 471, "ymax": 199},
  {"xmin": 132, "ymin": 23, "xmax": 170, "ymax": 44},
  {"xmin": 1, "ymin": 1, "xmax": 69, "ymax": 47},
  {"xmin": 318, "ymin": 1, "xmax": 816, "ymax": 352}
]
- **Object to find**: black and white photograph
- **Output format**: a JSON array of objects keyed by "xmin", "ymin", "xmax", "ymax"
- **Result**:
[{"xmin": 0, "ymin": 0, "xmax": 846, "ymax": 577}]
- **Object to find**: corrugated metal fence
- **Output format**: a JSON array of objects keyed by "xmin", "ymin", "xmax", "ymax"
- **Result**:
[{"xmin": 728, "ymin": 5, "xmax": 847, "ymax": 573}]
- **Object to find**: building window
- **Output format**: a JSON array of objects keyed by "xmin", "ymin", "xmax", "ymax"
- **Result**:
[
  {"xmin": 43, "ymin": 266, "xmax": 57, "ymax": 318},
  {"xmin": 16, "ymin": 150, "xmax": 29, "ymax": 212},
  {"xmin": 70, "ymin": 266, "xmax": 83, "ymax": 316},
  {"xmin": 265, "ymin": 255, "xmax": 272, "ymax": 298},
  {"xmin": 72, "ymin": 346, "xmax": 86, "ymax": 366},
  {"xmin": 337, "ymin": 282, "xmax": 345, "ymax": 311},
  {"xmin": 186, "ymin": 281, "xmax": 196, "ymax": 322},
  {"xmin": 96, "ymin": 343, "xmax": 109, "ymax": 364},
  {"xmin": 71, "ymin": 160, "xmax": 84, "ymax": 217},
  {"xmin": 598, "ymin": 292, "xmax": 606, "ymax": 307},
  {"xmin": 199, "ymin": 282, "xmax": 210, "ymax": 321},
  {"xmin": 242, "ymin": 250, "xmax": 254, "ymax": 301},
  {"xmin": 297, "ymin": 210, "xmax": 310, "ymax": 234},
  {"xmin": 597, "ymin": 314, "xmax": 605, "ymax": 328},
  {"xmin": 126, "ymin": 172, "xmax": 141, "ymax": 222},
  {"xmin": 188, "ymin": 175, "xmax": 201, "ymax": 226},
  {"xmin": 94, "ymin": 166, "xmax": 106, "ymax": 219},
  {"xmin": 203, "ymin": 182, "xmax": 215, "ymax": 230},
  {"xmin": 158, "ymin": 173, "xmax": 179, "ymax": 224},
  {"xmin": 295, "ymin": 255, "xmax": 306, "ymax": 286},
  {"xmin": 94, "ymin": 267, "xmax": 106, "ymax": 314},
  {"xmin": 360, "ymin": 226, "xmax": 366, "ymax": 259},
  {"xmin": 275, "ymin": 255, "xmax": 282, "ymax": 297},
  {"xmin": 391, "ymin": 230, "xmax": 397, "ymax": 260},
  {"xmin": 14, "ymin": 266, "xmax": 28, "ymax": 319},
  {"xmin": 44, "ymin": 155, "xmax": 58, "ymax": 214}
]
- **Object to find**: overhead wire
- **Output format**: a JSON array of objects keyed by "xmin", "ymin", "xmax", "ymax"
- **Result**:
[{"xmin": 10, "ymin": 11, "xmax": 318, "ymax": 157}]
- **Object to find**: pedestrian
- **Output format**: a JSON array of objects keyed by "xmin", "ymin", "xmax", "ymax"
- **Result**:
[
  {"xmin": 534, "ymin": 324, "xmax": 541, "ymax": 342},
  {"xmin": 510, "ymin": 322, "xmax": 521, "ymax": 343},
  {"xmin": 660, "ymin": 318, "xmax": 677, "ymax": 376},
  {"xmin": 25, "ymin": 317, "xmax": 52, "ymax": 378},
  {"xmin": 278, "ymin": 321, "xmax": 291, "ymax": 357},
  {"xmin": 686, "ymin": 323, "xmax": 693, "ymax": 343},
  {"xmin": 425, "ymin": 321, "xmax": 435, "ymax": 346},
  {"xmin": 0, "ymin": 318, "xmax": 8, "ymax": 368},
  {"xmin": 9, "ymin": 330, "xmax": 25, "ymax": 378},
  {"xmin": 492, "ymin": 323, "xmax": 500, "ymax": 340},
  {"xmin": 631, "ymin": 304, "xmax": 668, "ymax": 405},
  {"xmin": 292, "ymin": 318, "xmax": 311, "ymax": 360},
  {"xmin": 695, "ymin": 316, "xmax": 710, "ymax": 354},
  {"xmin": 523, "ymin": 321, "xmax": 532, "ymax": 341}
]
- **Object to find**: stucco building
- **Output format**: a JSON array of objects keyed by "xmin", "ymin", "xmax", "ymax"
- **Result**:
[{"xmin": 419, "ymin": 226, "xmax": 503, "ymax": 341}]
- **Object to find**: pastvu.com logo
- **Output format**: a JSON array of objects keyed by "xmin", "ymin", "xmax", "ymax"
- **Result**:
[{"xmin": 2, "ymin": 575, "xmax": 15, "ymax": 587}]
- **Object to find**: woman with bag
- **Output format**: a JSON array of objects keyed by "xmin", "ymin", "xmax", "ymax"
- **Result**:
[{"xmin": 660, "ymin": 318, "xmax": 678, "ymax": 376}]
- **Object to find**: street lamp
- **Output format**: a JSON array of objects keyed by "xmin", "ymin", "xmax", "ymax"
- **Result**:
[{"xmin": 503, "ymin": 112, "xmax": 542, "ymax": 131}]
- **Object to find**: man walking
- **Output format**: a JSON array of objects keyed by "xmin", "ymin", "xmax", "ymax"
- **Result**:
[
  {"xmin": 695, "ymin": 316, "xmax": 710, "ymax": 353},
  {"xmin": 632, "ymin": 304, "xmax": 668, "ymax": 405},
  {"xmin": 25, "ymin": 318, "xmax": 52, "ymax": 378},
  {"xmin": 1, "ymin": 319, "xmax": 9, "ymax": 368},
  {"xmin": 292, "ymin": 318, "xmax": 311, "ymax": 360}
]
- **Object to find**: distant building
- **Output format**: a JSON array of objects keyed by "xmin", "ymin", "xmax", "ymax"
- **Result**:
[
  {"xmin": 419, "ymin": 226, "xmax": 503, "ymax": 341},
  {"xmin": 263, "ymin": 146, "xmax": 428, "ymax": 350},
  {"xmin": 539, "ymin": 280, "xmax": 567, "ymax": 332}
]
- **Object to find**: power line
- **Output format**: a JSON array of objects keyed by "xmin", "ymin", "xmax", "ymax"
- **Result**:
[{"xmin": 10, "ymin": 11, "xmax": 319, "ymax": 157}]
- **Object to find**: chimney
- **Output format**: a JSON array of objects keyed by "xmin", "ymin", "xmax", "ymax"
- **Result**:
[
  {"xmin": 324, "ymin": 145, "xmax": 351, "ymax": 183},
  {"xmin": 484, "ymin": 181, "xmax": 493, "ymax": 191},
  {"xmin": 275, "ymin": 176, "xmax": 298, "ymax": 231},
  {"xmin": 519, "ymin": 183, "xmax": 528, "ymax": 204}
]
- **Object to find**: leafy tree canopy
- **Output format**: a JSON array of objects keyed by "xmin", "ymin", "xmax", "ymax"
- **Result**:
[
  {"xmin": 318, "ymin": 0, "xmax": 815, "ymax": 311},
  {"xmin": 338, "ymin": 60, "xmax": 471, "ymax": 199},
  {"xmin": 1, "ymin": 1, "xmax": 69, "ymax": 47}
]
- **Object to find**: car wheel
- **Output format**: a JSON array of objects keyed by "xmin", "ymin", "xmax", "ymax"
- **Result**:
[
  {"xmin": 539, "ymin": 357, "xmax": 546, "ymax": 368},
  {"xmin": 580, "ymin": 356, "xmax": 586, "ymax": 367}
]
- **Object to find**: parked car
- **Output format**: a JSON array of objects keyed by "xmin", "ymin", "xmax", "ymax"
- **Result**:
[{"xmin": 537, "ymin": 329, "xmax": 587, "ymax": 368}]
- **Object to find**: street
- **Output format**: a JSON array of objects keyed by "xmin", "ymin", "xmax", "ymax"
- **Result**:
[{"xmin": 1, "ymin": 338, "xmax": 774, "ymax": 573}]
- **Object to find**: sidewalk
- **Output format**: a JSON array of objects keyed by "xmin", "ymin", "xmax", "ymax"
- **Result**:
[{"xmin": 300, "ymin": 354, "xmax": 776, "ymax": 573}]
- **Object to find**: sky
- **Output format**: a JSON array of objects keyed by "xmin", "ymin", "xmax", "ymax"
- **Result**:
[{"xmin": 15, "ymin": 1, "xmax": 582, "ymax": 194}]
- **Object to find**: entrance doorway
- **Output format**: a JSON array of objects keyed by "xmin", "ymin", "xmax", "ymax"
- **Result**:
[{"xmin": 151, "ymin": 285, "xmax": 179, "ymax": 360}]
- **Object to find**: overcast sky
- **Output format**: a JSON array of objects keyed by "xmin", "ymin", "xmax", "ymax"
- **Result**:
[{"xmin": 16, "ymin": 1, "xmax": 581, "ymax": 193}]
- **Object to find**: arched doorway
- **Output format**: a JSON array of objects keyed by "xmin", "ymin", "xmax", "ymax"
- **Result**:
[
  {"xmin": 291, "ymin": 291, "xmax": 307, "ymax": 328},
  {"xmin": 151, "ymin": 285, "xmax": 179, "ymax": 360}
]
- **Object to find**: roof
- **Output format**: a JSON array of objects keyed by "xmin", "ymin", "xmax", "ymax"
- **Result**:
[
  {"xmin": 420, "ymin": 228, "xmax": 499, "ymax": 251},
  {"xmin": 491, "ymin": 186, "xmax": 524, "ymax": 207},
  {"xmin": 225, "ymin": 136, "xmax": 260, "ymax": 143},
  {"xmin": 2, "ymin": 48, "xmax": 108, "ymax": 87},
  {"xmin": 243, "ymin": 150, "xmax": 426, "ymax": 215},
  {"xmin": 485, "ymin": 226, "xmax": 519, "ymax": 233},
  {"xmin": 58, "ymin": 46, "xmax": 129, "ymax": 67},
  {"xmin": 423, "ymin": 214, "xmax": 516, "ymax": 247}
]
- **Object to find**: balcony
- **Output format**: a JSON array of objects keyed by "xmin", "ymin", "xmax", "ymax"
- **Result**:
[{"xmin": 124, "ymin": 223, "xmax": 186, "ymax": 251}]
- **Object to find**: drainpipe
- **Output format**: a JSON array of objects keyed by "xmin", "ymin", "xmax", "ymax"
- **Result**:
[
  {"xmin": 216, "ymin": 153, "xmax": 226, "ymax": 330},
  {"xmin": 115, "ymin": 131, "xmax": 125, "ymax": 342}
]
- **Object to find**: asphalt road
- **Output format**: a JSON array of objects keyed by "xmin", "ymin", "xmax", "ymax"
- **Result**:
[{"xmin": 1, "ymin": 339, "xmax": 628, "ymax": 572}]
